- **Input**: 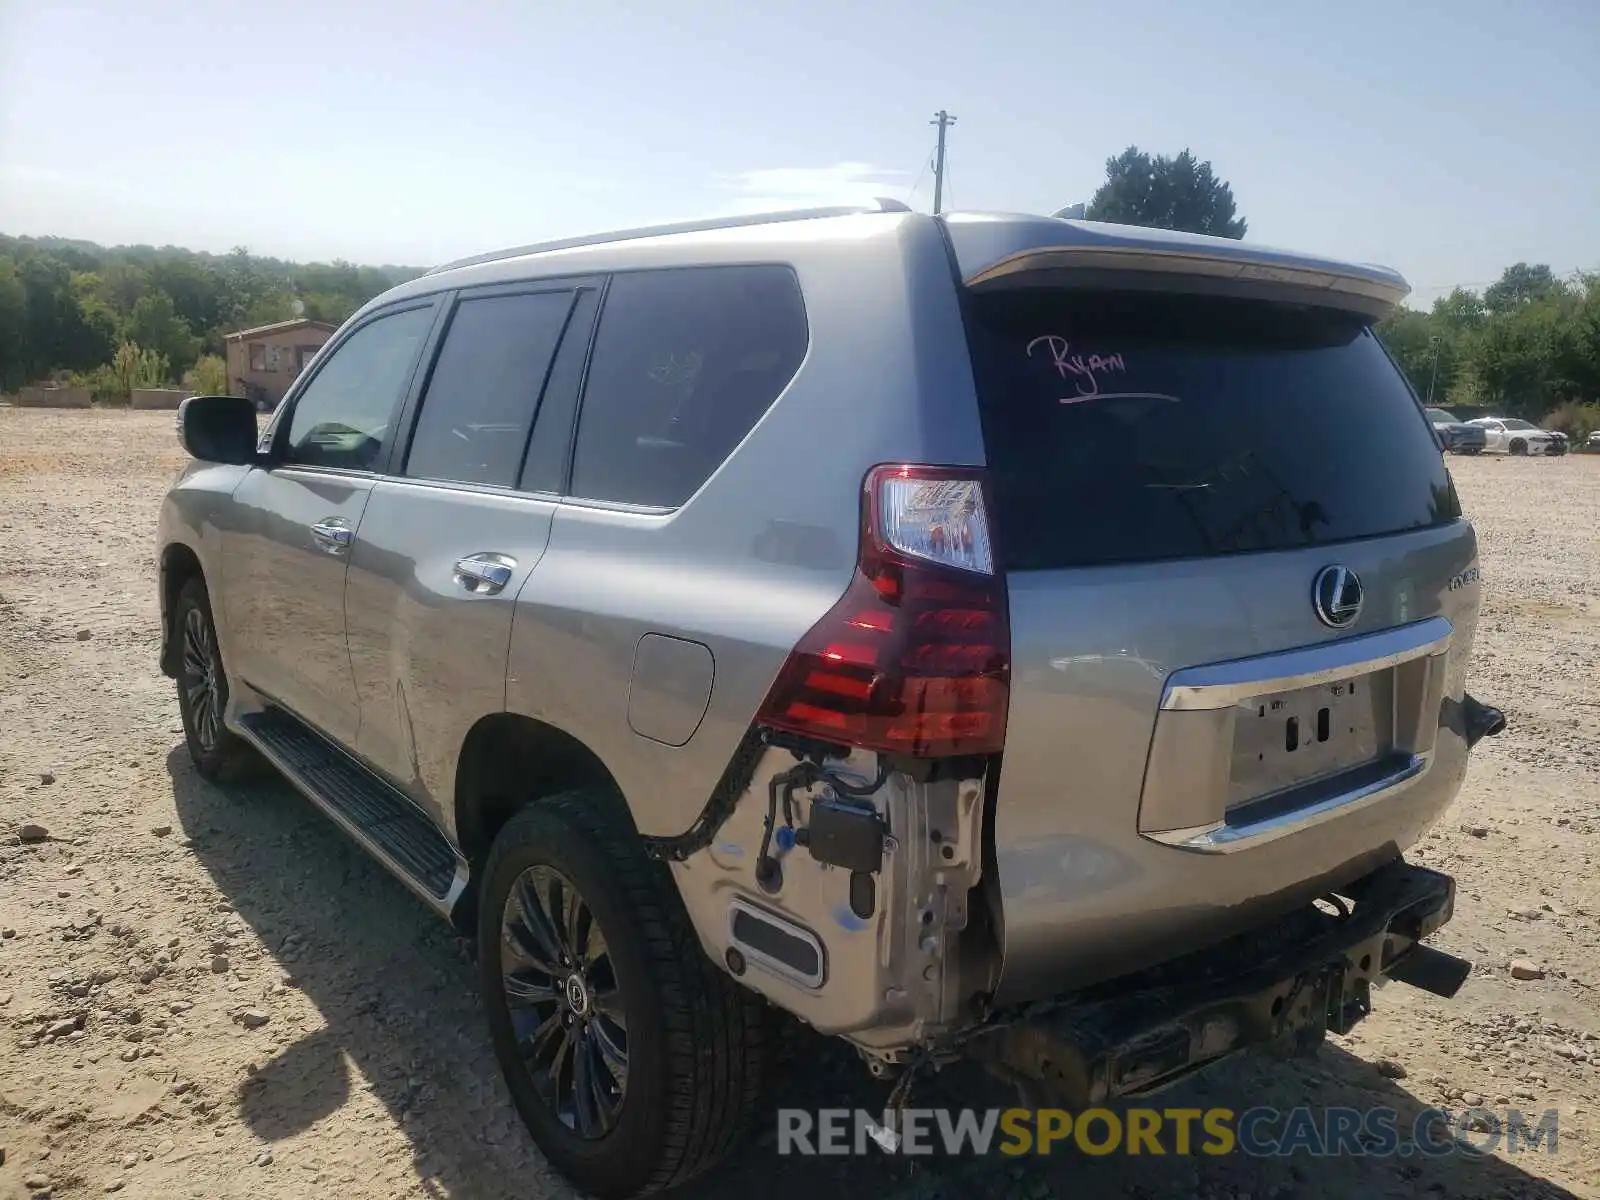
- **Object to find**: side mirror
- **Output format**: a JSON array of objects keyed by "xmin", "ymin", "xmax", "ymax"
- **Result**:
[{"xmin": 177, "ymin": 395, "xmax": 261, "ymax": 465}]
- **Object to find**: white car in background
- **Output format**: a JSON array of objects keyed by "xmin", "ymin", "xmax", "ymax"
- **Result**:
[{"xmin": 1467, "ymin": 417, "xmax": 1567, "ymax": 456}]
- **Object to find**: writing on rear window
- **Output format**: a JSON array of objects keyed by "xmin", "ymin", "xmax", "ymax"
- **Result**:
[
  {"xmin": 1026, "ymin": 335, "xmax": 1128, "ymax": 401},
  {"xmin": 967, "ymin": 290, "xmax": 1460, "ymax": 570}
]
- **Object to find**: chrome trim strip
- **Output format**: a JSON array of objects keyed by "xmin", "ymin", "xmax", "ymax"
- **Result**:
[
  {"xmin": 1160, "ymin": 617, "xmax": 1454, "ymax": 711},
  {"xmin": 1146, "ymin": 754, "xmax": 1430, "ymax": 854}
]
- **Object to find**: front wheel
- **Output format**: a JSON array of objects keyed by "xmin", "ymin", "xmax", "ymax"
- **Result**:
[
  {"xmin": 1510, "ymin": 439, "xmax": 1528, "ymax": 455},
  {"xmin": 173, "ymin": 577, "xmax": 257, "ymax": 781},
  {"xmin": 479, "ymin": 792, "xmax": 766, "ymax": 1199}
]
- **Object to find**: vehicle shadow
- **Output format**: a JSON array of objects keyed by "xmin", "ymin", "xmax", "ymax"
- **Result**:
[{"xmin": 168, "ymin": 749, "xmax": 1585, "ymax": 1200}]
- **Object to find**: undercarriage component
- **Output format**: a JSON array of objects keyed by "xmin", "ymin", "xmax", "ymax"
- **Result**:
[
  {"xmin": 963, "ymin": 860, "xmax": 1460, "ymax": 1107},
  {"xmin": 669, "ymin": 743, "xmax": 997, "ymax": 1052}
]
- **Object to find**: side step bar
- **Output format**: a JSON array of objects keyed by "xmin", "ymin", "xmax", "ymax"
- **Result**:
[{"xmin": 237, "ymin": 708, "xmax": 468, "ymax": 915}]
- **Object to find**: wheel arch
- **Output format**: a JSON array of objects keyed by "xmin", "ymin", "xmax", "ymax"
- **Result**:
[
  {"xmin": 452, "ymin": 711, "xmax": 632, "ymax": 932},
  {"xmin": 160, "ymin": 541, "xmax": 206, "ymax": 677}
]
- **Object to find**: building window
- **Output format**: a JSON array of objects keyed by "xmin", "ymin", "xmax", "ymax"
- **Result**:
[{"xmin": 249, "ymin": 343, "xmax": 266, "ymax": 372}]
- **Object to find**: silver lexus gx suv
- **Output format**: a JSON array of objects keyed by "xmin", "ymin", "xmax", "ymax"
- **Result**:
[{"xmin": 158, "ymin": 203, "xmax": 1506, "ymax": 1197}]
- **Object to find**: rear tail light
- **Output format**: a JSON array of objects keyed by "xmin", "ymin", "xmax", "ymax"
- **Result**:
[{"xmin": 756, "ymin": 465, "xmax": 1010, "ymax": 758}]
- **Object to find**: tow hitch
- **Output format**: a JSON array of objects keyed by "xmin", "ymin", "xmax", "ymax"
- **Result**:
[{"xmin": 966, "ymin": 861, "xmax": 1467, "ymax": 1108}]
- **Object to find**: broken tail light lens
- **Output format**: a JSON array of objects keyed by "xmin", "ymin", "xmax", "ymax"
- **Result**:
[{"xmin": 756, "ymin": 465, "xmax": 1010, "ymax": 757}]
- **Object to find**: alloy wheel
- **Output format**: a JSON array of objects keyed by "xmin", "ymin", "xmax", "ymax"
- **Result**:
[
  {"xmin": 181, "ymin": 605, "xmax": 222, "ymax": 751},
  {"xmin": 500, "ymin": 865, "xmax": 629, "ymax": 1138}
]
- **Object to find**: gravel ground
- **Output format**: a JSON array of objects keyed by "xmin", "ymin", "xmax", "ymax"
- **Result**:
[{"xmin": 1, "ymin": 407, "xmax": 1597, "ymax": 1200}]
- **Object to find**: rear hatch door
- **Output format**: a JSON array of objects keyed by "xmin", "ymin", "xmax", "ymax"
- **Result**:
[{"xmin": 947, "ymin": 221, "xmax": 1480, "ymax": 1001}]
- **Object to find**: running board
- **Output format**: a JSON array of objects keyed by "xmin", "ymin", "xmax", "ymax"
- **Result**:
[{"xmin": 237, "ymin": 708, "xmax": 468, "ymax": 915}]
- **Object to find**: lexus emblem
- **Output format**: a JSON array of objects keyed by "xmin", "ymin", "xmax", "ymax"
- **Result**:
[{"xmin": 1312, "ymin": 565, "xmax": 1364, "ymax": 629}]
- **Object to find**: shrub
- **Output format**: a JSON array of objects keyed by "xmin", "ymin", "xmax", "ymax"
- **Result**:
[
  {"xmin": 73, "ymin": 341, "xmax": 170, "ymax": 404},
  {"xmin": 1542, "ymin": 400, "xmax": 1600, "ymax": 443},
  {"xmin": 189, "ymin": 353, "xmax": 228, "ymax": 395}
]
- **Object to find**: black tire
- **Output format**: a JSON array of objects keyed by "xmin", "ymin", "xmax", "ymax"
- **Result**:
[
  {"xmin": 173, "ymin": 577, "xmax": 258, "ymax": 781},
  {"xmin": 479, "ymin": 792, "xmax": 766, "ymax": 1199},
  {"xmin": 1510, "ymin": 439, "xmax": 1527, "ymax": 456}
]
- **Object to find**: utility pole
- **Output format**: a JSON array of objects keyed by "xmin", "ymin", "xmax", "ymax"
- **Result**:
[
  {"xmin": 1426, "ymin": 335, "xmax": 1441, "ymax": 406},
  {"xmin": 930, "ymin": 110, "xmax": 956, "ymax": 214}
]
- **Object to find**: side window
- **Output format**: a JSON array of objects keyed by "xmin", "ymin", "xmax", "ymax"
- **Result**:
[
  {"xmin": 405, "ymin": 290, "xmax": 575, "ymax": 488},
  {"xmin": 284, "ymin": 305, "xmax": 434, "ymax": 471},
  {"xmin": 570, "ymin": 266, "xmax": 808, "ymax": 507}
]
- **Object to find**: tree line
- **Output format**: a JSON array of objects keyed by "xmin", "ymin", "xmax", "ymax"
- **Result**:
[
  {"xmin": 0, "ymin": 233, "xmax": 420, "ymax": 398},
  {"xmin": 1079, "ymin": 147, "xmax": 1600, "ymax": 438},
  {"xmin": 5, "ymin": 150, "xmax": 1598, "ymax": 436},
  {"xmin": 1375, "ymin": 266, "xmax": 1600, "ymax": 436}
]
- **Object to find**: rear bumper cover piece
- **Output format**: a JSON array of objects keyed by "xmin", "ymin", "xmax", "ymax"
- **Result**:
[{"xmin": 967, "ymin": 860, "xmax": 1460, "ymax": 1106}]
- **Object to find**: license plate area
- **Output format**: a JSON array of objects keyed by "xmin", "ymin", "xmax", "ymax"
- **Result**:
[{"xmin": 1227, "ymin": 670, "xmax": 1394, "ymax": 808}]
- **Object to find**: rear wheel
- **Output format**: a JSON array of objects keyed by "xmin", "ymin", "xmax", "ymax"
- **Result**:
[
  {"xmin": 1510, "ymin": 438, "xmax": 1528, "ymax": 455},
  {"xmin": 173, "ymin": 577, "xmax": 257, "ymax": 781},
  {"xmin": 479, "ymin": 792, "xmax": 766, "ymax": 1199}
]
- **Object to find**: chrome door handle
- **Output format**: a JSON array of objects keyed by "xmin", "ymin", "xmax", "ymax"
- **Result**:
[
  {"xmin": 453, "ymin": 553, "xmax": 517, "ymax": 595},
  {"xmin": 310, "ymin": 517, "xmax": 354, "ymax": 555}
]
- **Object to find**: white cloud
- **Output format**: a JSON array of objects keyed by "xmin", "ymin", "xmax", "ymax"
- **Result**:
[{"xmin": 711, "ymin": 162, "xmax": 913, "ymax": 214}]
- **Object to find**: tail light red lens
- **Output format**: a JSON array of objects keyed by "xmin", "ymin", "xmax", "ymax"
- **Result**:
[{"xmin": 756, "ymin": 465, "xmax": 1010, "ymax": 758}]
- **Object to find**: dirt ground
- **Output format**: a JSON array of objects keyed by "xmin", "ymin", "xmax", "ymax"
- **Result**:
[{"xmin": 1, "ymin": 406, "xmax": 1597, "ymax": 1200}]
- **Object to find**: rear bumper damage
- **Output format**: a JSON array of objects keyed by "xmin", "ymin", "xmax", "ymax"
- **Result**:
[{"xmin": 964, "ymin": 860, "xmax": 1464, "ymax": 1107}]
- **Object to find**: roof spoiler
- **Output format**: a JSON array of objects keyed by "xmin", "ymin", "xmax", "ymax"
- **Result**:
[{"xmin": 944, "ymin": 214, "xmax": 1410, "ymax": 319}]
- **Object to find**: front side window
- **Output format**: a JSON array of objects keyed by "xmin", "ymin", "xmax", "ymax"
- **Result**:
[
  {"xmin": 570, "ymin": 266, "xmax": 808, "ymax": 507},
  {"xmin": 405, "ymin": 290, "xmax": 575, "ymax": 488},
  {"xmin": 284, "ymin": 305, "xmax": 434, "ymax": 471}
]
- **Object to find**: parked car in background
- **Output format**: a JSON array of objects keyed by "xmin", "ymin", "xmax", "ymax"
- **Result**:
[
  {"xmin": 1425, "ymin": 408, "xmax": 1487, "ymax": 454},
  {"xmin": 1587, "ymin": 430, "xmax": 1600, "ymax": 453},
  {"xmin": 1468, "ymin": 417, "xmax": 1566, "ymax": 456}
]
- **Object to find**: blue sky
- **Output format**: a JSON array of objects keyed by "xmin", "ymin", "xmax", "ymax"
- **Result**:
[{"xmin": 1, "ymin": 0, "xmax": 1595, "ymax": 304}]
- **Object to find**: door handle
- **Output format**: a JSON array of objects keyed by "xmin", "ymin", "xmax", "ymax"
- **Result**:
[
  {"xmin": 453, "ymin": 553, "xmax": 517, "ymax": 595},
  {"xmin": 311, "ymin": 517, "xmax": 354, "ymax": 555}
]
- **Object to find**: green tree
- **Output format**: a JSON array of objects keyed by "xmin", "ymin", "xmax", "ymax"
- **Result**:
[
  {"xmin": 18, "ymin": 255, "xmax": 113, "ymax": 374},
  {"xmin": 0, "ymin": 257, "xmax": 30, "ymax": 390},
  {"xmin": 1085, "ymin": 147, "xmax": 1247, "ymax": 238},
  {"xmin": 124, "ymin": 292, "xmax": 202, "ymax": 371},
  {"xmin": 148, "ymin": 255, "xmax": 222, "ymax": 339},
  {"xmin": 1375, "ymin": 307, "xmax": 1439, "ymax": 399},
  {"xmin": 1462, "ymin": 295, "xmax": 1579, "ymax": 417},
  {"xmin": 1483, "ymin": 262, "xmax": 1562, "ymax": 315}
]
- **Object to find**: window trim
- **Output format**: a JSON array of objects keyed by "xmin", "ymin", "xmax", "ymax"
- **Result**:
[
  {"xmin": 560, "ymin": 262, "xmax": 810, "ymax": 512},
  {"xmin": 266, "ymin": 298, "xmax": 444, "ymax": 477},
  {"xmin": 387, "ymin": 274, "xmax": 603, "ymax": 493}
]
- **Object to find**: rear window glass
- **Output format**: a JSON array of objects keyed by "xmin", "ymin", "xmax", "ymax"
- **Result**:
[{"xmin": 964, "ymin": 290, "xmax": 1460, "ymax": 571}]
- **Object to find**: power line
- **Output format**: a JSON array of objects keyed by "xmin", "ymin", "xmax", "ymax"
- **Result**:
[{"xmin": 906, "ymin": 141, "xmax": 936, "ymax": 211}]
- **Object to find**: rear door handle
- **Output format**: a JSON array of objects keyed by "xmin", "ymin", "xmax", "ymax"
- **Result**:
[
  {"xmin": 311, "ymin": 517, "xmax": 354, "ymax": 555},
  {"xmin": 453, "ymin": 553, "xmax": 517, "ymax": 595}
]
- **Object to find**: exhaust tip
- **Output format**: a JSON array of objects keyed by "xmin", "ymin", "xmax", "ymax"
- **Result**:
[{"xmin": 1463, "ymin": 693, "xmax": 1506, "ymax": 748}]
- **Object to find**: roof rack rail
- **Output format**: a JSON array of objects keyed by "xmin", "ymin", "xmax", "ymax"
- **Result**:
[{"xmin": 424, "ymin": 199, "xmax": 912, "ymax": 276}]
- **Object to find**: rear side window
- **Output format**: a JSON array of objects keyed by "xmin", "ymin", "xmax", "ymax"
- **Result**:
[
  {"xmin": 570, "ymin": 266, "xmax": 808, "ymax": 507},
  {"xmin": 405, "ymin": 290, "xmax": 575, "ymax": 488},
  {"xmin": 964, "ymin": 290, "xmax": 1460, "ymax": 570}
]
